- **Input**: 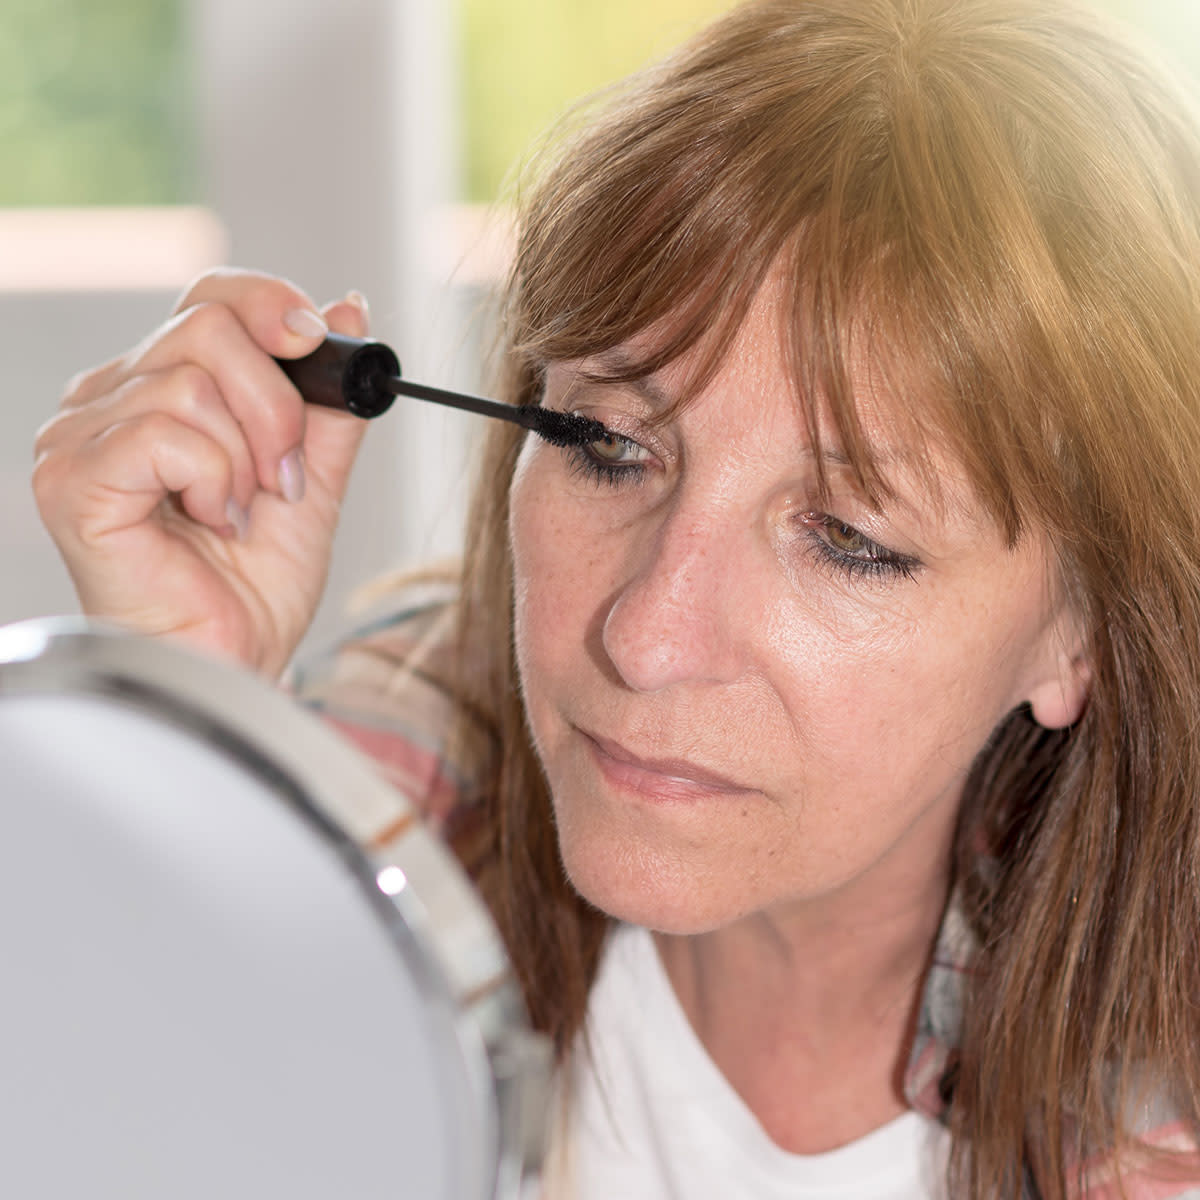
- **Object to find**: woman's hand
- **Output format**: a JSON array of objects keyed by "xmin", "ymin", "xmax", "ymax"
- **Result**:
[{"xmin": 33, "ymin": 268, "xmax": 370, "ymax": 677}]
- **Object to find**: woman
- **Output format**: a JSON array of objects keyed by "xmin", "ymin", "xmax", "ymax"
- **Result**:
[{"xmin": 33, "ymin": 0, "xmax": 1200, "ymax": 1195}]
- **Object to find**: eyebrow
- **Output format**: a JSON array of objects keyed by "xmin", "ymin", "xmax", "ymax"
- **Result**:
[{"xmin": 571, "ymin": 350, "xmax": 674, "ymax": 410}]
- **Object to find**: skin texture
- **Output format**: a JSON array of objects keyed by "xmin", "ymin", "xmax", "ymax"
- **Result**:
[{"xmin": 508, "ymin": 275, "xmax": 1090, "ymax": 1150}]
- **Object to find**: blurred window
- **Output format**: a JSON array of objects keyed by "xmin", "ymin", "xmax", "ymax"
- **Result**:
[
  {"xmin": 456, "ymin": 0, "xmax": 730, "ymax": 204},
  {"xmin": 0, "ymin": 0, "xmax": 192, "ymax": 205},
  {"xmin": 0, "ymin": 0, "xmax": 222, "ymax": 291},
  {"xmin": 456, "ymin": 0, "xmax": 1199, "ymax": 207}
]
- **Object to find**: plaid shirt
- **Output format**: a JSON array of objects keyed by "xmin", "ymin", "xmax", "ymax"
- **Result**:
[{"xmin": 291, "ymin": 589, "xmax": 1200, "ymax": 1199}]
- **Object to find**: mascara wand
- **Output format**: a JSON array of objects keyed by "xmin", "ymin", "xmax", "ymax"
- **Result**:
[{"xmin": 275, "ymin": 332, "xmax": 609, "ymax": 449}]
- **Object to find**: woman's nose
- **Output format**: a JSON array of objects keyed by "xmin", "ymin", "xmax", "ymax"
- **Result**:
[{"xmin": 600, "ymin": 508, "xmax": 750, "ymax": 693}]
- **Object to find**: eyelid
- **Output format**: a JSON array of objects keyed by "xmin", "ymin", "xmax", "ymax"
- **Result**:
[
  {"xmin": 545, "ymin": 370, "xmax": 675, "ymax": 453},
  {"xmin": 585, "ymin": 429, "xmax": 653, "ymax": 464},
  {"xmin": 560, "ymin": 438, "xmax": 649, "ymax": 490},
  {"xmin": 798, "ymin": 511, "xmax": 923, "ymax": 582},
  {"xmin": 564, "ymin": 406, "xmax": 673, "ymax": 465}
]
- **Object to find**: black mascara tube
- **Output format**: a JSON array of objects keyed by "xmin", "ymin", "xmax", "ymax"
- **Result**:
[{"xmin": 275, "ymin": 333, "xmax": 399, "ymax": 419}]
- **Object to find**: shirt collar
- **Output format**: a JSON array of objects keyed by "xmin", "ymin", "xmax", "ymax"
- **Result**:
[{"xmin": 903, "ymin": 885, "xmax": 976, "ymax": 1121}]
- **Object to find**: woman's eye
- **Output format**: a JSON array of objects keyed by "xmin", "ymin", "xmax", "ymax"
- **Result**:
[
  {"xmin": 562, "ymin": 429, "xmax": 652, "ymax": 485},
  {"xmin": 802, "ymin": 512, "xmax": 921, "ymax": 583},
  {"xmin": 823, "ymin": 520, "xmax": 871, "ymax": 556},
  {"xmin": 589, "ymin": 433, "xmax": 640, "ymax": 464}
]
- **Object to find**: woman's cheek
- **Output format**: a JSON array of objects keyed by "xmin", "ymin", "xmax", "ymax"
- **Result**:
[{"xmin": 509, "ymin": 453, "xmax": 588, "ymax": 685}]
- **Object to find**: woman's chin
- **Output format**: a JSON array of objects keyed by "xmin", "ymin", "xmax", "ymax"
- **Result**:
[{"xmin": 557, "ymin": 830, "xmax": 743, "ymax": 935}]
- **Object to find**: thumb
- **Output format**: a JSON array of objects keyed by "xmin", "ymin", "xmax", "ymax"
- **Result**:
[{"xmin": 296, "ymin": 291, "xmax": 376, "ymax": 502}]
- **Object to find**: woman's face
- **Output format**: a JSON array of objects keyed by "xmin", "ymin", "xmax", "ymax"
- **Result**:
[{"xmin": 508, "ymin": 280, "xmax": 1086, "ymax": 935}]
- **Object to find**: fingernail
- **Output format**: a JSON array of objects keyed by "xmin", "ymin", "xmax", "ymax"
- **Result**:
[
  {"xmin": 224, "ymin": 497, "xmax": 249, "ymax": 540},
  {"xmin": 345, "ymin": 290, "xmax": 370, "ymax": 327},
  {"xmin": 282, "ymin": 308, "xmax": 328, "ymax": 339},
  {"xmin": 279, "ymin": 447, "xmax": 306, "ymax": 503}
]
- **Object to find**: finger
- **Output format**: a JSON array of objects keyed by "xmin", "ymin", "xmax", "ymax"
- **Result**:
[
  {"xmin": 36, "ymin": 364, "xmax": 261, "ymax": 516},
  {"xmin": 124, "ymin": 299, "xmax": 317, "ymax": 499},
  {"xmin": 60, "ymin": 269, "xmax": 326, "ymax": 414},
  {"xmin": 171, "ymin": 267, "xmax": 331, "ymax": 360},
  {"xmin": 322, "ymin": 290, "xmax": 370, "ymax": 339},
  {"xmin": 37, "ymin": 411, "xmax": 240, "ymax": 547},
  {"xmin": 295, "ymin": 290, "xmax": 376, "ymax": 497},
  {"xmin": 59, "ymin": 355, "xmax": 131, "ymax": 413}
]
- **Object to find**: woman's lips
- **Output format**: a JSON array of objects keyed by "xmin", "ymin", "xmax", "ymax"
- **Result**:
[{"xmin": 580, "ymin": 729, "xmax": 756, "ymax": 802}]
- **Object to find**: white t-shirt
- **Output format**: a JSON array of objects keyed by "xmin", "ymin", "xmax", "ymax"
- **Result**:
[{"xmin": 553, "ymin": 923, "xmax": 951, "ymax": 1200}]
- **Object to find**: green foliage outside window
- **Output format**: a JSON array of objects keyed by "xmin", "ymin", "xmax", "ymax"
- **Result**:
[{"xmin": 0, "ymin": 0, "xmax": 190, "ymax": 205}]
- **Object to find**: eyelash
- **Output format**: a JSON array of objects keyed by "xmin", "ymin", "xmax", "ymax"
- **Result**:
[
  {"xmin": 558, "ymin": 438, "xmax": 921, "ymax": 584},
  {"xmin": 802, "ymin": 514, "xmax": 921, "ymax": 583},
  {"xmin": 561, "ymin": 434, "xmax": 649, "ymax": 487}
]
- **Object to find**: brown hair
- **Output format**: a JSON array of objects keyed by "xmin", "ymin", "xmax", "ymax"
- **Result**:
[{"xmin": 450, "ymin": 1, "xmax": 1200, "ymax": 1194}]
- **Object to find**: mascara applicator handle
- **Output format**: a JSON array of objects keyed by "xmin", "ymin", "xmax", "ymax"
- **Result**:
[{"xmin": 275, "ymin": 332, "xmax": 400, "ymax": 419}]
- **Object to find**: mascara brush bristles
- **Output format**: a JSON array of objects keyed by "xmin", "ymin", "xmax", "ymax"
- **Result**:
[
  {"xmin": 516, "ymin": 406, "xmax": 610, "ymax": 448},
  {"xmin": 385, "ymin": 374, "xmax": 610, "ymax": 447}
]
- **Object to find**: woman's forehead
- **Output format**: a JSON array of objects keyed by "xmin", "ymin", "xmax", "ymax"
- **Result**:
[{"xmin": 545, "ymin": 338, "xmax": 992, "ymax": 541}]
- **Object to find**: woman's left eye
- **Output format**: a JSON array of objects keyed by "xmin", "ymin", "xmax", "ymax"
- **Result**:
[
  {"xmin": 802, "ymin": 513, "xmax": 921, "ymax": 582},
  {"xmin": 563, "ymin": 430, "xmax": 652, "ymax": 486}
]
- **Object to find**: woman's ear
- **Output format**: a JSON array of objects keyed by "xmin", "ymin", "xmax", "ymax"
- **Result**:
[{"xmin": 1027, "ymin": 607, "xmax": 1092, "ymax": 729}]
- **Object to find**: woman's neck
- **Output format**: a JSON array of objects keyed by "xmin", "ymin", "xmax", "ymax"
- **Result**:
[{"xmin": 653, "ymin": 857, "xmax": 951, "ymax": 1154}]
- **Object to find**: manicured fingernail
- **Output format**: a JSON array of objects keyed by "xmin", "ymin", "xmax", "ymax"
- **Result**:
[
  {"xmin": 279, "ymin": 447, "xmax": 306, "ymax": 503},
  {"xmin": 345, "ymin": 290, "xmax": 370, "ymax": 325},
  {"xmin": 282, "ymin": 308, "xmax": 328, "ymax": 339},
  {"xmin": 224, "ymin": 498, "xmax": 249, "ymax": 540}
]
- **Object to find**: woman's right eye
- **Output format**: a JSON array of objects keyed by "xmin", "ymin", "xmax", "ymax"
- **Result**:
[{"xmin": 563, "ymin": 431, "xmax": 652, "ymax": 487}]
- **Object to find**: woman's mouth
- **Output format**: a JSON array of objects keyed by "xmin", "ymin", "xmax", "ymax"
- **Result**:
[{"xmin": 579, "ymin": 729, "xmax": 756, "ymax": 803}]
